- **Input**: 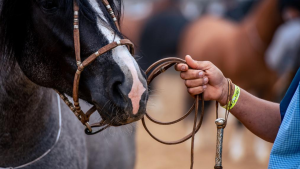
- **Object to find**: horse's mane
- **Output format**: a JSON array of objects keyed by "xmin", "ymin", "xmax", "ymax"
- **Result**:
[{"xmin": 0, "ymin": 0, "xmax": 123, "ymax": 64}]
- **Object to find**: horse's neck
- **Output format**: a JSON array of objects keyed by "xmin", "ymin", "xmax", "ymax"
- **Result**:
[
  {"xmin": 0, "ymin": 60, "xmax": 59, "ymax": 166},
  {"xmin": 242, "ymin": 0, "xmax": 283, "ymax": 52}
]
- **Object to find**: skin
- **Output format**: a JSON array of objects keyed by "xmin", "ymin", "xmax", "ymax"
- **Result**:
[{"xmin": 175, "ymin": 55, "xmax": 281, "ymax": 143}]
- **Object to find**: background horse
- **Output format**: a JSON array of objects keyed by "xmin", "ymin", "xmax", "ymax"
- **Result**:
[
  {"xmin": 177, "ymin": 0, "xmax": 283, "ymax": 161},
  {"xmin": 138, "ymin": 0, "xmax": 300, "ymax": 100},
  {"xmin": 121, "ymin": 0, "xmax": 183, "ymax": 46},
  {"xmin": 134, "ymin": 0, "xmax": 300, "ymax": 165},
  {"xmin": 0, "ymin": 0, "xmax": 148, "ymax": 168},
  {"xmin": 179, "ymin": 1, "xmax": 300, "ymax": 161},
  {"xmin": 180, "ymin": 0, "xmax": 282, "ymax": 101}
]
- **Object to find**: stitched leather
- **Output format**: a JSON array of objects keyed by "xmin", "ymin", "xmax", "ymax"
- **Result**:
[{"xmin": 55, "ymin": 0, "xmax": 134, "ymax": 134}]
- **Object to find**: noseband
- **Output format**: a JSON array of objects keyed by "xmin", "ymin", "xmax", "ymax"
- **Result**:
[
  {"xmin": 55, "ymin": 0, "xmax": 135, "ymax": 134},
  {"xmin": 54, "ymin": 1, "xmax": 229, "ymax": 169}
]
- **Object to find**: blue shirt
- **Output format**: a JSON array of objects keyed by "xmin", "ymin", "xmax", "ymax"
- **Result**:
[{"xmin": 269, "ymin": 68, "xmax": 300, "ymax": 169}]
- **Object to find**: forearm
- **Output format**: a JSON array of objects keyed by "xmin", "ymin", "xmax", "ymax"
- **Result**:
[
  {"xmin": 175, "ymin": 57, "xmax": 282, "ymax": 142},
  {"xmin": 228, "ymin": 88, "xmax": 281, "ymax": 143}
]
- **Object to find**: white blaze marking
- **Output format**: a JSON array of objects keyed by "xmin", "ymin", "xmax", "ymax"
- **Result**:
[{"xmin": 88, "ymin": 0, "xmax": 146, "ymax": 114}]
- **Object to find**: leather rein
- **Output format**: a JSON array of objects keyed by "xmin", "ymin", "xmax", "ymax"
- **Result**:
[
  {"xmin": 55, "ymin": 0, "xmax": 135, "ymax": 135},
  {"xmin": 55, "ymin": 1, "xmax": 228, "ymax": 169},
  {"xmin": 143, "ymin": 57, "xmax": 205, "ymax": 169}
]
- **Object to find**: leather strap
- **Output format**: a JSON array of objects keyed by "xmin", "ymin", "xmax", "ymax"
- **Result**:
[
  {"xmin": 142, "ymin": 57, "xmax": 205, "ymax": 169},
  {"xmin": 101, "ymin": 0, "xmax": 120, "ymax": 30},
  {"xmin": 53, "ymin": 2, "xmax": 214, "ymax": 168},
  {"xmin": 56, "ymin": 0, "xmax": 134, "ymax": 133}
]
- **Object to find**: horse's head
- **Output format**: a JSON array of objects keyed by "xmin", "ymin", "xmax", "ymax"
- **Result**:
[{"xmin": 0, "ymin": 0, "xmax": 148, "ymax": 126}]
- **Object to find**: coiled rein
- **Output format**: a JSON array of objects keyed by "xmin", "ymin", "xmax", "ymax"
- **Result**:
[{"xmin": 142, "ymin": 57, "xmax": 205, "ymax": 169}]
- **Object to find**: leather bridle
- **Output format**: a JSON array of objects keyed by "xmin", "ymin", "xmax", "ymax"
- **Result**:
[
  {"xmin": 55, "ymin": 0, "xmax": 135, "ymax": 135},
  {"xmin": 54, "ymin": 1, "xmax": 227, "ymax": 169},
  {"xmin": 53, "ymin": 0, "xmax": 206, "ymax": 167}
]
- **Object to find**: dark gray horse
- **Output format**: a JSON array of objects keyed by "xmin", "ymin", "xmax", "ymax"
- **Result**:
[{"xmin": 0, "ymin": 0, "xmax": 148, "ymax": 168}]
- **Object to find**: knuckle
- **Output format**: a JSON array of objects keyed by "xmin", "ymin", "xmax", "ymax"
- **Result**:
[
  {"xmin": 199, "ymin": 87, "xmax": 204, "ymax": 92},
  {"xmin": 203, "ymin": 61, "xmax": 212, "ymax": 66},
  {"xmin": 209, "ymin": 61, "xmax": 216, "ymax": 67},
  {"xmin": 180, "ymin": 73, "xmax": 185, "ymax": 79},
  {"xmin": 196, "ymin": 87, "xmax": 203, "ymax": 93},
  {"xmin": 197, "ymin": 79, "xmax": 203, "ymax": 85},
  {"xmin": 188, "ymin": 88, "xmax": 193, "ymax": 94},
  {"xmin": 193, "ymin": 71, "xmax": 199, "ymax": 77},
  {"xmin": 185, "ymin": 80, "xmax": 189, "ymax": 86},
  {"xmin": 176, "ymin": 64, "xmax": 182, "ymax": 70}
]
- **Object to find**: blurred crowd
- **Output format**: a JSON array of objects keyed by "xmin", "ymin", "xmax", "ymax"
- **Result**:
[
  {"xmin": 122, "ymin": 0, "xmax": 299, "ymax": 77},
  {"xmin": 121, "ymin": 0, "xmax": 300, "ymax": 168}
]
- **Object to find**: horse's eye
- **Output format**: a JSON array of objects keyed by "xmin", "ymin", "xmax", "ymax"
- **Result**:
[{"xmin": 39, "ymin": 0, "xmax": 58, "ymax": 12}]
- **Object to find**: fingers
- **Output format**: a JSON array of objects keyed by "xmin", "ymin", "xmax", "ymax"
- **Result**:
[
  {"xmin": 176, "ymin": 55, "xmax": 211, "ymax": 96},
  {"xmin": 185, "ymin": 77, "xmax": 209, "ymax": 88},
  {"xmin": 184, "ymin": 55, "xmax": 199, "ymax": 69},
  {"xmin": 175, "ymin": 63, "xmax": 188, "ymax": 72},
  {"xmin": 185, "ymin": 76, "xmax": 208, "ymax": 95},
  {"xmin": 185, "ymin": 55, "xmax": 211, "ymax": 70},
  {"xmin": 176, "ymin": 55, "xmax": 212, "ymax": 72},
  {"xmin": 180, "ymin": 69, "xmax": 205, "ymax": 80},
  {"xmin": 188, "ymin": 85, "xmax": 207, "ymax": 96}
]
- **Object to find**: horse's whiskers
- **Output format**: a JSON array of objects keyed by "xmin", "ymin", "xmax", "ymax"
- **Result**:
[
  {"xmin": 96, "ymin": 100, "xmax": 111, "ymax": 122},
  {"xmin": 133, "ymin": 55, "xmax": 143, "ymax": 61}
]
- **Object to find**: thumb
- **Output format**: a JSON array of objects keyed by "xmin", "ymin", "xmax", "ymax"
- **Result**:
[
  {"xmin": 185, "ymin": 55, "xmax": 209, "ymax": 70},
  {"xmin": 185, "ymin": 55, "xmax": 198, "ymax": 69}
]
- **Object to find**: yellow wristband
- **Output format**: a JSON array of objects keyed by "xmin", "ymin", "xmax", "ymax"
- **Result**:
[{"xmin": 222, "ymin": 85, "xmax": 240, "ymax": 110}]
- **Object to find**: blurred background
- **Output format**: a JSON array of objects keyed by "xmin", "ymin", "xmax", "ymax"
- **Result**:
[{"xmin": 120, "ymin": 0, "xmax": 300, "ymax": 168}]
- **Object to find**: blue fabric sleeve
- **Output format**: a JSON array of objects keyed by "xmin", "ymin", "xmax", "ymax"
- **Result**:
[{"xmin": 280, "ymin": 68, "xmax": 300, "ymax": 122}]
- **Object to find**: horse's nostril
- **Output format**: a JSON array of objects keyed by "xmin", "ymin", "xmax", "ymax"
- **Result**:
[{"xmin": 111, "ymin": 80, "xmax": 129, "ymax": 102}]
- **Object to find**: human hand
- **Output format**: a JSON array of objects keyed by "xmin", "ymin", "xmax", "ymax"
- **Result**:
[{"xmin": 175, "ymin": 55, "xmax": 229, "ymax": 105}]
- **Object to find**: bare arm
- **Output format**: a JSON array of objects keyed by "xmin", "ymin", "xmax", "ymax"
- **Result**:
[
  {"xmin": 176, "ymin": 55, "xmax": 281, "ymax": 143},
  {"xmin": 228, "ymin": 88, "xmax": 280, "ymax": 142}
]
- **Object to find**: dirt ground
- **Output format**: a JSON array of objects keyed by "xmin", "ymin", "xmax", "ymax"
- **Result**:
[{"xmin": 135, "ymin": 71, "xmax": 272, "ymax": 169}]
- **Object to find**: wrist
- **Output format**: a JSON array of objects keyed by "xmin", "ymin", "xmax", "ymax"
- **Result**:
[
  {"xmin": 217, "ymin": 77, "xmax": 228, "ymax": 106},
  {"xmin": 218, "ymin": 78, "xmax": 233, "ymax": 106}
]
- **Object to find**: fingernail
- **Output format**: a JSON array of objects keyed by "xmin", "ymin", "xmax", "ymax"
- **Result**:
[
  {"xmin": 204, "ymin": 77, "xmax": 208, "ymax": 83},
  {"xmin": 198, "ymin": 71, "xmax": 203, "ymax": 77},
  {"xmin": 203, "ymin": 85, "xmax": 207, "ymax": 89},
  {"xmin": 186, "ymin": 55, "xmax": 192, "ymax": 60},
  {"xmin": 181, "ymin": 65, "xmax": 186, "ymax": 71}
]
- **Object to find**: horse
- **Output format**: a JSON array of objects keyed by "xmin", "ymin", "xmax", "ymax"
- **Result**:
[
  {"xmin": 179, "ymin": 0, "xmax": 282, "ymax": 101},
  {"xmin": 137, "ymin": 1, "xmax": 189, "ymax": 71},
  {"xmin": 121, "ymin": 0, "xmax": 186, "ymax": 59},
  {"xmin": 138, "ymin": 0, "xmax": 300, "ymax": 101},
  {"xmin": 0, "ymin": 0, "xmax": 148, "ymax": 168}
]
